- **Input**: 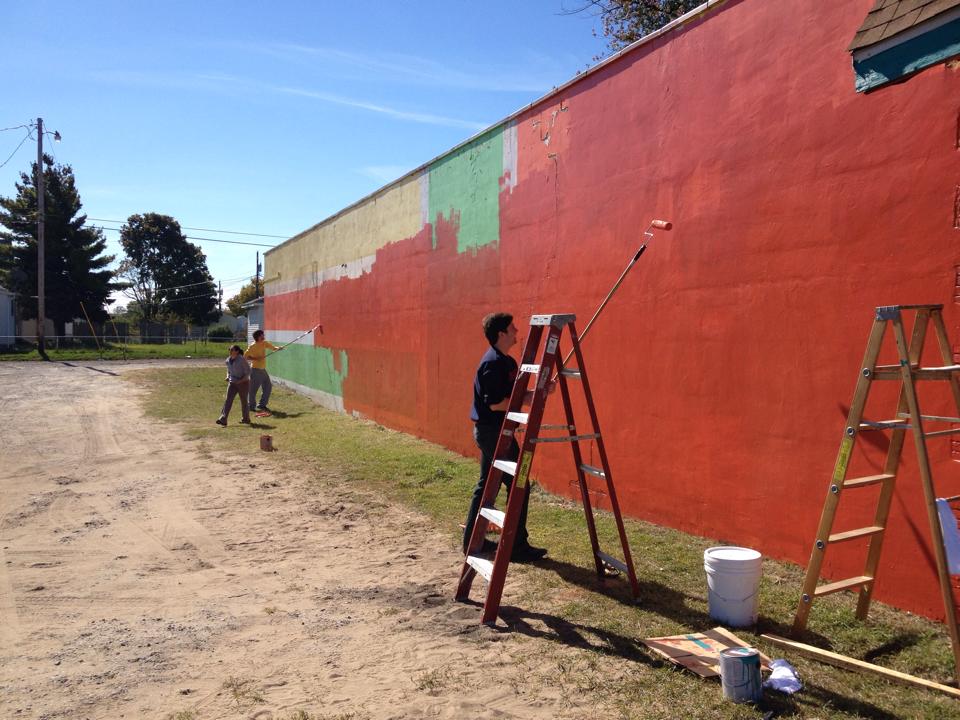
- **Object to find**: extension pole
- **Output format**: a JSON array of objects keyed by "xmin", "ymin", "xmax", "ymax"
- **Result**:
[
  {"xmin": 267, "ymin": 322, "xmax": 324, "ymax": 355},
  {"xmin": 554, "ymin": 219, "xmax": 672, "ymax": 375}
]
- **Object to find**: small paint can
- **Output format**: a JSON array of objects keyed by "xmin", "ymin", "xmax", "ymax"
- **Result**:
[
  {"xmin": 719, "ymin": 647, "xmax": 762, "ymax": 703},
  {"xmin": 260, "ymin": 434, "xmax": 274, "ymax": 452}
]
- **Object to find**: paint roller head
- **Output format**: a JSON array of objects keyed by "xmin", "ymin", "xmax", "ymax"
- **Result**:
[{"xmin": 651, "ymin": 220, "xmax": 672, "ymax": 230}]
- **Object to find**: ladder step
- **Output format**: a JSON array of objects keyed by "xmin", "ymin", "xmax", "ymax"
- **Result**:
[
  {"xmin": 814, "ymin": 575, "xmax": 874, "ymax": 597},
  {"xmin": 506, "ymin": 412, "xmax": 529, "ymax": 424},
  {"xmin": 493, "ymin": 460, "xmax": 517, "ymax": 476},
  {"xmin": 466, "ymin": 555, "xmax": 494, "ymax": 582},
  {"xmin": 860, "ymin": 419, "xmax": 911, "ymax": 430},
  {"xmin": 925, "ymin": 427, "xmax": 960, "ymax": 438},
  {"xmin": 479, "ymin": 508, "xmax": 505, "ymax": 528},
  {"xmin": 873, "ymin": 365, "xmax": 960, "ymax": 380},
  {"xmin": 531, "ymin": 433, "xmax": 601, "ymax": 444},
  {"xmin": 597, "ymin": 551, "xmax": 627, "ymax": 575},
  {"xmin": 844, "ymin": 473, "xmax": 895, "ymax": 488},
  {"xmin": 580, "ymin": 463, "xmax": 606, "ymax": 479},
  {"xmin": 519, "ymin": 363, "xmax": 541, "ymax": 374},
  {"xmin": 828, "ymin": 525, "xmax": 884, "ymax": 543},
  {"xmin": 560, "ymin": 368, "xmax": 581, "ymax": 378}
]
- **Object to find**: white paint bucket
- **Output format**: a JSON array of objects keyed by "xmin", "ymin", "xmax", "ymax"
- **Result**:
[
  {"xmin": 719, "ymin": 647, "xmax": 762, "ymax": 703},
  {"xmin": 703, "ymin": 546, "xmax": 762, "ymax": 627}
]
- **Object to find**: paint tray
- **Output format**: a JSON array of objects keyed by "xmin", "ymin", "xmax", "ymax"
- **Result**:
[{"xmin": 642, "ymin": 627, "xmax": 771, "ymax": 678}]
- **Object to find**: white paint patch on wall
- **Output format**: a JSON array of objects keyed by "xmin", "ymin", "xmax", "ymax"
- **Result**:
[
  {"xmin": 271, "ymin": 329, "xmax": 320, "ymax": 345},
  {"xmin": 502, "ymin": 120, "xmax": 518, "ymax": 193},
  {"xmin": 418, "ymin": 169, "xmax": 430, "ymax": 227},
  {"xmin": 267, "ymin": 254, "xmax": 377, "ymax": 297}
]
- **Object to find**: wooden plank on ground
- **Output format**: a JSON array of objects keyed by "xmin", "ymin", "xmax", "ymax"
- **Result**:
[{"xmin": 761, "ymin": 634, "xmax": 960, "ymax": 699}]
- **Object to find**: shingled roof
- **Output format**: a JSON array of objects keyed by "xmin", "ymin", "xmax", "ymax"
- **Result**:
[{"xmin": 849, "ymin": 0, "xmax": 960, "ymax": 51}]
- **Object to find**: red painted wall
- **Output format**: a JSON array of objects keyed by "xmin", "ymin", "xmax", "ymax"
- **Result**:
[{"xmin": 269, "ymin": 0, "xmax": 960, "ymax": 619}]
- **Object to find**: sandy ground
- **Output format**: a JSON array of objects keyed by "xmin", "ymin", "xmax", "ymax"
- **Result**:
[{"xmin": 0, "ymin": 360, "xmax": 598, "ymax": 720}]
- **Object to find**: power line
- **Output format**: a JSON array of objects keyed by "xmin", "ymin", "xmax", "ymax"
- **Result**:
[
  {"xmin": 0, "ymin": 130, "xmax": 32, "ymax": 170},
  {"xmin": 92, "ymin": 224, "xmax": 276, "ymax": 248},
  {"xmin": 0, "ymin": 124, "xmax": 31, "ymax": 133},
  {"xmin": 87, "ymin": 217, "xmax": 288, "ymax": 239}
]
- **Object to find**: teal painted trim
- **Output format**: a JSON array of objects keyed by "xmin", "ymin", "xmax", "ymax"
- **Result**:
[
  {"xmin": 854, "ymin": 16, "xmax": 960, "ymax": 92},
  {"xmin": 270, "ymin": 343, "xmax": 348, "ymax": 397},
  {"xmin": 428, "ymin": 126, "xmax": 504, "ymax": 253}
]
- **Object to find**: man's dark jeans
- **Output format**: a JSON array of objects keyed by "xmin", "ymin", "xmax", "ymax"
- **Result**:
[{"xmin": 462, "ymin": 423, "xmax": 529, "ymax": 553}]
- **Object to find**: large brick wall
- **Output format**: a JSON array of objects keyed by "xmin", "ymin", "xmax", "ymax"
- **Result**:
[{"xmin": 264, "ymin": 0, "xmax": 960, "ymax": 619}]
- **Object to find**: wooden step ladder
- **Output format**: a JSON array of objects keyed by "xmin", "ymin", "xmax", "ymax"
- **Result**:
[
  {"xmin": 455, "ymin": 313, "xmax": 640, "ymax": 625},
  {"xmin": 792, "ymin": 304, "xmax": 960, "ymax": 677}
]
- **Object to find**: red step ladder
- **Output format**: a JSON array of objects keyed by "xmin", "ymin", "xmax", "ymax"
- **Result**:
[{"xmin": 455, "ymin": 313, "xmax": 640, "ymax": 624}]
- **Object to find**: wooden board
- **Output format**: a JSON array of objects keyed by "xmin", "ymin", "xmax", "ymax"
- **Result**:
[
  {"xmin": 642, "ymin": 627, "xmax": 770, "ymax": 678},
  {"xmin": 761, "ymin": 634, "xmax": 960, "ymax": 699}
]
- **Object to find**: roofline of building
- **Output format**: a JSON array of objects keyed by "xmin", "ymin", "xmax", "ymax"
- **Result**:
[{"xmin": 266, "ymin": 0, "xmax": 728, "ymax": 258}]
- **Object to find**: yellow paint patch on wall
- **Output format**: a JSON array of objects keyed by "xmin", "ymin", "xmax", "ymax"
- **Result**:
[{"xmin": 265, "ymin": 172, "xmax": 425, "ymax": 294}]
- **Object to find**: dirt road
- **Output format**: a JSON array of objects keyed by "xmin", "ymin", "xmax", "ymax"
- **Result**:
[{"xmin": 0, "ymin": 361, "xmax": 593, "ymax": 720}]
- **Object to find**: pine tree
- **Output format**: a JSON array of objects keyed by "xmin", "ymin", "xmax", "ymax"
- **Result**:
[{"xmin": 0, "ymin": 155, "xmax": 118, "ymax": 336}]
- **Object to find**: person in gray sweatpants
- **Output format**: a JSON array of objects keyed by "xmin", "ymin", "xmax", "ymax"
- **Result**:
[{"xmin": 244, "ymin": 329, "xmax": 282, "ymax": 412}]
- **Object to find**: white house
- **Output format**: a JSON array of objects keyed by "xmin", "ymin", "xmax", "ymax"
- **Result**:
[{"xmin": 0, "ymin": 286, "xmax": 15, "ymax": 347}]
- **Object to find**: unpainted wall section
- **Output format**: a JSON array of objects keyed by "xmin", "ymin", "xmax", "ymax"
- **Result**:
[{"xmin": 264, "ymin": 0, "xmax": 960, "ymax": 619}]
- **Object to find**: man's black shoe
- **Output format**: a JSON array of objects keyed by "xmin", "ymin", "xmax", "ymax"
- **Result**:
[{"xmin": 511, "ymin": 543, "xmax": 548, "ymax": 563}]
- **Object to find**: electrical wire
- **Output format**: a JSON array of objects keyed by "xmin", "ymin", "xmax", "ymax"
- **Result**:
[
  {"xmin": 0, "ymin": 130, "xmax": 32, "ymax": 170},
  {"xmin": 86, "ymin": 217, "xmax": 287, "ymax": 239},
  {"xmin": 91, "ymin": 224, "xmax": 276, "ymax": 248}
]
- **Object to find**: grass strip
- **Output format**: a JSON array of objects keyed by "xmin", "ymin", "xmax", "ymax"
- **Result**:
[{"xmin": 136, "ymin": 366, "xmax": 960, "ymax": 720}]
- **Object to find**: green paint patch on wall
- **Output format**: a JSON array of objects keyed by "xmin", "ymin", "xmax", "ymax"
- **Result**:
[
  {"xmin": 428, "ymin": 127, "xmax": 504, "ymax": 253},
  {"xmin": 270, "ymin": 343, "xmax": 348, "ymax": 396}
]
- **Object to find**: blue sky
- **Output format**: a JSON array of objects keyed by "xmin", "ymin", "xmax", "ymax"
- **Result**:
[{"xmin": 0, "ymin": 1, "xmax": 605, "ymax": 307}]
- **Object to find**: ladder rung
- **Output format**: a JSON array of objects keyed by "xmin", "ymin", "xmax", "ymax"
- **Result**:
[
  {"xmin": 479, "ymin": 508, "xmax": 505, "ymax": 528},
  {"xmin": 520, "ymin": 363, "xmax": 541, "ymax": 374},
  {"xmin": 814, "ymin": 575, "xmax": 874, "ymax": 597},
  {"xmin": 542, "ymin": 424, "xmax": 574, "ymax": 430},
  {"xmin": 844, "ymin": 473, "xmax": 895, "ymax": 488},
  {"xmin": 597, "ymin": 551, "xmax": 627, "ymax": 575},
  {"xmin": 900, "ymin": 413, "xmax": 960, "ymax": 423},
  {"xmin": 580, "ymin": 463, "xmax": 606, "ymax": 479},
  {"xmin": 873, "ymin": 365, "xmax": 960, "ymax": 380},
  {"xmin": 506, "ymin": 412, "xmax": 529, "ymax": 424},
  {"xmin": 466, "ymin": 556, "xmax": 493, "ymax": 582},
  {"xmin": 828, "ymin": 525, "xmax": 884, "ymax": 543},
  {"xmin": 531, "ymin": 433, "xmax": 600, "ymax": 444},
  {"xmin": 925, "ymin": 427, "xmax": 960, "ymax": 438},
  {"xmin": 560, "ymin": 368, "xmax": 581, "ymax": 378},
  {"xmin": 492, "ymin": 460, "xmax": 517, "ymax": 476},
  {"xmin": 860, "ymin": 419, "xmax": 911, "ymax": 430}
]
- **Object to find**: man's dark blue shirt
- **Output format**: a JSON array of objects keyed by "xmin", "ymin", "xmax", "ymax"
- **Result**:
[{"xmin": 470, "ymin": 344, "xmax": 517, "ymax": 426}]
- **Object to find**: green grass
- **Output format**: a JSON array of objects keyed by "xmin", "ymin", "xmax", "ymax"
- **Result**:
[
  {"xmin": 0, "ymin": 339, "xmax": 232, "ymax": 361},
  {"xmin": 134, "ymin": 367, "xmax": 960, "ymax": 719}
]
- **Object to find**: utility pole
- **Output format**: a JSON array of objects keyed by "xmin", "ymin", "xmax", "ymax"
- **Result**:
[
  {"xmin": 218, "ymin": 281, "xmax": 222, "ymax": 312},
  {"xmin": 255, "ymin": 252, "xmax": 261, "ymax": 298},
  {"xmin": 36, "ymin": 118, "xmax": 46, "ymax": 359}
]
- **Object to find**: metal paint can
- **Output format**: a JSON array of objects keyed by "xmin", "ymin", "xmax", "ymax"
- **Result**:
[
  {"xmin": 260, "ymin": 434, "xmax": 274, "ymax": 452},
  {"xmin": 719, "ymin": 647, "xmax": 762, "ymax": 703}
]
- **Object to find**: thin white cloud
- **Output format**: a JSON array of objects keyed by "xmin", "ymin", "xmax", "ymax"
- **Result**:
[
  {"xmin": 273, "ymin": 85, "xmax": 487, "ymax": 131},
  {"xmin": 357, "ymin": 165, "xmax": 413, "ymax": 184},
  {"xmin": 270, "ymin": 43, "xmax": 551, "ymax": 93}
]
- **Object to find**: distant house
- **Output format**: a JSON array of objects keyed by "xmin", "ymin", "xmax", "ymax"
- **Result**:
[
  {"xmin": 0, "ymin": 286, "xmax": 15, "ymax": 347},
  {"xmin": 241, "ymin": 297, "xmax": 263, "ymax": 345}
]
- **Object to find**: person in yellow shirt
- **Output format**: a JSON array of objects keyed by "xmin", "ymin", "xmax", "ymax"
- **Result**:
[{"xmin": 244, "ymin": 329, "xmax": 282, "ymax": 413}]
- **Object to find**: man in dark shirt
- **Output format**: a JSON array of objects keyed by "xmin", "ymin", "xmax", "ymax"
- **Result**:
[{"xmin": 463, "ymin": 312, "xmax": 547, "ymax": 562}]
